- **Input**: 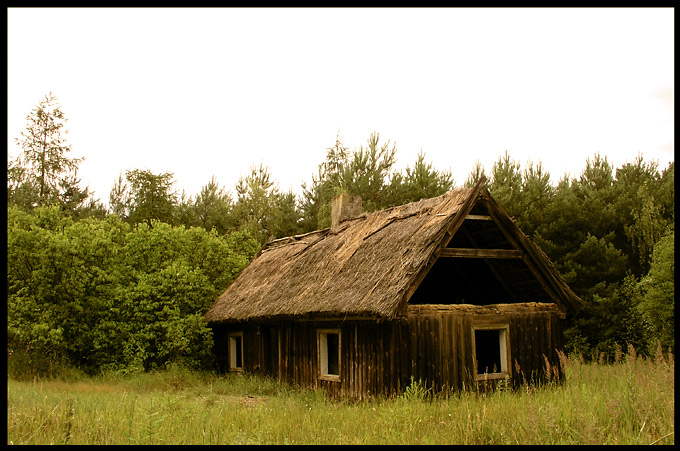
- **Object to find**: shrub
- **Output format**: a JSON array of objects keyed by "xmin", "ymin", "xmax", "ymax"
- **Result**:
[{"xmin": 7, "ymin": 207, "xmax": 258, "ymax": 376}]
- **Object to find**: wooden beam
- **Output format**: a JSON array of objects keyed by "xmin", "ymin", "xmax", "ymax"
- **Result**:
[
  {"xmin": 465, "ymin": 214, "xmax": 492, "ymax": 221},
  {"xmin": 440, "ymin": 248, "xmax": 523, "ymax": 259}
]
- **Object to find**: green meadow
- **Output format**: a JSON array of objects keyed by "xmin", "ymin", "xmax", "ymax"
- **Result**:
[{"xmin": 7, "ymin": 347, "xmax": 674, "ymax": 445}]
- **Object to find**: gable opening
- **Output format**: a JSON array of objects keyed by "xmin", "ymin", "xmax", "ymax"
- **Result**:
[
  {"xmin": 408, "ymin": 199, "xmax": 556, "ymax": 306},
  {"xmin": 409, "ymin": 255, "xmax": 554, "ymax": 305}
]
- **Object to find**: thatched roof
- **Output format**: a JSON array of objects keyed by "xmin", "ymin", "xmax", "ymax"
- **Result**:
[{"xmin": 205, "ymin": 180, "xmax": 583, "ymax": 324}]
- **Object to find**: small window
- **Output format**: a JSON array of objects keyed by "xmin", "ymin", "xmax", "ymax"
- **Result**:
[
  {"xmin": 471, "ymin": 325, "xmax": 511, "ymax": 381},
  {"xmin": 318, "ymin": 329, "xmax": 341, "ymax": 381},
  {"xmin": 228, "ymin": 332, "xmax": 244, "ymax": 372}
]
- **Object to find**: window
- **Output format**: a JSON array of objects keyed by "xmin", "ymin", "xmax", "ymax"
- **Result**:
[
  {"xmin": 228, "ymin": 332, "xmax": 244, "ymax": 372},
  {"xmin": 471, "ymin": 325, "xmax": 511, "ymax": 381},
  {"xmin": 317, "ymin": 329, "xmax": 341, "ymax": 381}
]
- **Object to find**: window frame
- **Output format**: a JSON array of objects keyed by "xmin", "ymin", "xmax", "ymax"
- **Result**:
[
  {"xmin": 317, "ymin": 328, "xmax": 341, "ymax": 382},
  {"xmin": 228, "ymin": 331, "xmax": 244, "ymax": 372},
  {"xmin": 470, "ymin": 324, "xmax": 511, "ymax": 381}
]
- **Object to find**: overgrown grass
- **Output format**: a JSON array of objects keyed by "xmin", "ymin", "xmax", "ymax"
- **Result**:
[{"xmin": 7, "ymin": 348, "xmax": 674, "ymax": 445}]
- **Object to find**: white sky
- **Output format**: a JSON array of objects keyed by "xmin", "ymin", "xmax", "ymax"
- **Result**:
[{"xmin": 7, "ymin": 8, "xmax": 674, "ymax": 206}]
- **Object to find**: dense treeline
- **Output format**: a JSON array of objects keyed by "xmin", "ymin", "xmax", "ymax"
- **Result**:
[
  {"xmin": 480, "ymin": 152, "xmax": 674, "ymax": 358},
  {"xmin": 7, "ymin": 206, "xmax": 259, "ymax": 375},
  {"xmin": 6, "ymin": 94, "xmax": 674, "ymax": 377}
]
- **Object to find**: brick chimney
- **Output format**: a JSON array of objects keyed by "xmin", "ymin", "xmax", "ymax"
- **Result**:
[{"xmin": 331, "ymin": 192, "xmax": 362, "ymax": 231}]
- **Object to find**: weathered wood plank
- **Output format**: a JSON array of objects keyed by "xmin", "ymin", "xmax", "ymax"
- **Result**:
[
  {"xmin": 422, "ymin": 314, "xmax": 430, "ymax": 387},
  {"xmin": 409, "ymin": 312, "xmax": 418, "ymax": 383},
  {"xmin": 378, "ymin": 326, "xmax": 384, "ymax": 395},
  {"xmin": 450, "ymin": 313, "xmax": 459, "ymax": 391},
  {"xmin": 433, "ymin": 315, "xmax": 440, "ymax": 391},
  {"xmin": 217, "ymin": 302, "xmax": 566, "ymax": 399},
  {"xmin": 439, "ymin": 312, "xmax": 449, "ymax": 394},
  {"xmin": 459, "ymin": 314, "xmax": 468, "ymax": 389},
  {"xmin": 527, "ymin": 315, "xmax": 536, "ymax": 381},
  {"xmin": 465, "ymin": 214, "xmax": 492, "ymax": 221},
  {"xmin": 356, "ymin": 323, "xmax": 362, "ymax": 398},
  {"xmin": 401, "ymin": 318, "xmax": 410, "ymax": 393},
  {"xmin": 440, "ymin": 248, "xmax": 523, "ymax": 259}
]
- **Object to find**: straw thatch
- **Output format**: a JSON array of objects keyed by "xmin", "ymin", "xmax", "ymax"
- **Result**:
[{"xmin": 205, "ymin": 182, "xmax": 582, "ymax": 324}]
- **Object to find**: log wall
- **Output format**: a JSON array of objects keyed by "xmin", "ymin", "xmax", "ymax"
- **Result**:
[
  {"xmin": 211, "ymin": 302, "xmax": 565, "ymax": 399},
  {"xmin": 406, "ymin": 303, "xmax": 565, "ymax": 392}
]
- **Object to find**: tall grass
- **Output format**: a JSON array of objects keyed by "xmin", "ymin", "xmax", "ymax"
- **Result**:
[{"xmin": 7, "ymin": 347, "xmax": 674, "ymax": 445}]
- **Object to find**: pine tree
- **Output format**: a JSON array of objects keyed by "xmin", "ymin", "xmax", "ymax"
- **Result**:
[
  {"xmin": 11, "ymin": 92, "xmax": 91, "ymax": 212},
  {"xmin": 109, "ymin": 169, "xmax": 178, "ymax": 225}
]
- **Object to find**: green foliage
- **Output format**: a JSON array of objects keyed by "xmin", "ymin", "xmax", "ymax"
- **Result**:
[
  {"xmin": 117, "ymin": 261, "xmax": 216, "ymax": 371},
  {"xmin": 401, "ymin": 376, "xmax": 433, "ymax": 402},
  {"xmin": 560, "ymin": 234, "xmax": 628, "ymax": 295},
  {"xmin": 339, "ymin": 132, "xmax": 398, "ymax": 212},
  {"xmin": 232, "ymin": 163, "xmax": 303, "ymax": 244},
  {"xmin": 464, "ymin": 160, "xmax": 486, "ymax": 188},
  {"xmin": 7, "ymin": 157, "xmax": 40, "ymax": 209},
  {"xmin": 488, "ymin": 153, "xmax": 554, "ymax": 236},
  {"xmin": 578, "ymin": 152, "xmax": 615, "ymax": 191},
  {"xmin": 7, "ymin": 206, "xmax": 120, "ymax": 376},
  {"xmin": 386, "ymin": 151, "xmax": 454, "ymax": 206},
  {"xmin": 12, "ymin": 92, "xmax": 82, "ymax": 203},
  {"xmin": 176, "ymin": 176, "xmax": 236, "ymax": 235},
  {"xmin": 109, "ymin": 169, "xmax": 178, "ymax": 225},
  {"xmin": 300, "ymin": 133, "xmax": 349, "ymax": 231},
  {"xmin": 7, "ymin": 206, "xmax": 259, "ymax": 376},
  {"xmin": 634, "ymin": 224, "xmax": 674, "ymax": 351},
  {"xmin": 518, "ymin": 161, "xmax": 553, "ymax": 234},
  {"xmin": 489, "ymin": 150, "xmax": 523, "ymax": 218},
  {"xmin": 300, "ymin": 132, "xmax": 453, "ymax": 232},
  {"xmin": 269, "ymin": 189, "xmax": 304, "ymax": 239},
  {"xmin": 9, "ymin": 92, "xmax": 96, "ymax": 216},
  {"xmin": 566, "ymin": 274, "xmax": 648, "ymax": 358},
  {"xmin": 472, "ymin": 151, "xmax": 674, "ymax": 358},
  {"xmin": 7, "ymin": 104, "xmax": 676, "ymax": 378}
]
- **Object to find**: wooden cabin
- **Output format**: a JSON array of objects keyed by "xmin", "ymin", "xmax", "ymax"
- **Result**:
[{"xmin": 205, "ymin": 177, "xmax": 583, "ymax": 399}]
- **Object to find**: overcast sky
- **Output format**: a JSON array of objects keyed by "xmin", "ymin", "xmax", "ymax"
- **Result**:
[{"xmin": 7, "ymin": 8, "xmax": 674, "ymax": 206}]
